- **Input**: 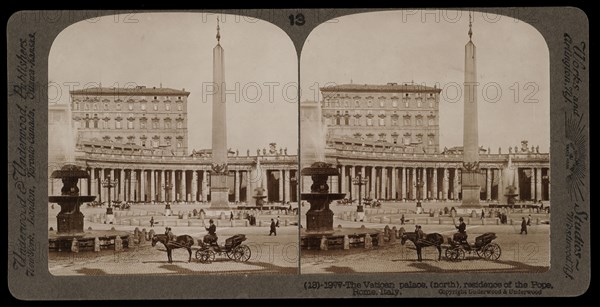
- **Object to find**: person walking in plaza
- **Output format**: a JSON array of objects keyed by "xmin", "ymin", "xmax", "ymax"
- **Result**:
[
  {"xmin": 520, "ymin": 217, "xmax": 528, "ymax": 235},
  {"xmin": 149, "ymin": 216, "xmax": 154, "ymax": 228},
  {"xmin": 276, "ymin": 216, "xmax": 280, "ymax": 227},
  {"xmin": 269, "ymin": 218, "xmax": 277, "ymax": 236},
  {"xmin": 400, "ymin": 214, "xmax": 405, "ymax": 225},
  {"xmin": 481, "ymin": 209, "xmax": 485, "ymax": 220},
  {"xmin": 230, "ymin": 211, "xmax": 234, "ymax": 221},
  {"xmin": 527, "ymin": 214, "xmax": 532, "ymax": 226}
]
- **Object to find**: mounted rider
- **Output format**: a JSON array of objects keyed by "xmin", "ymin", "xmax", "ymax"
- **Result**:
[{"xmin": 165, "ymin": 227, "xmax": 176, "ymax": 244}]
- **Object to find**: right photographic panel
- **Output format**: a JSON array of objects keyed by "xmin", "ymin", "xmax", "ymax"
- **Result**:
[{"xmin": 299, "ymin": 10, "xmax": 550, "ymax": 274}]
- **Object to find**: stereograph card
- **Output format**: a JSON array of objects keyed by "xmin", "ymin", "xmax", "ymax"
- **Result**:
[{"xmin": 6, "ymin": 8, "xmax": 589, "ymax": 299}]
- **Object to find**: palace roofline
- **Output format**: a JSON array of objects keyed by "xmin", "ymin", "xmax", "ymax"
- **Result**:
[
  {"xmin": 70, "ymin": 86, "xmax": 190, "ymax": 96},
  {"xmin": 321, "ymin": 83, "xmax": 441, "ymax": 93}
]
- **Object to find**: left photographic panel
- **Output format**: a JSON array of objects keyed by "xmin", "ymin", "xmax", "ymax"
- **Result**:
[{"xmin": 47, "ymin": 12, "xmax": 299, "ymax": 275}]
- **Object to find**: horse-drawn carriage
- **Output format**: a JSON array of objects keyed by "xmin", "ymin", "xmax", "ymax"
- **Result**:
[
  {"xmin": 444, "ymin": 232, "xmax": 501, "ymax": 261},
  {"xmin": 400, "ymin": 230, "xmax": 501, "ymax": 262},
  {"xmin": 195, "ymin": 234, "xmax": 251, "ymax": 263}
]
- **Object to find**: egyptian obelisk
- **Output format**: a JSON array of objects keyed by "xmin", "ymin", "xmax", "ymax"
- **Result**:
[
  {"xmin": 210, "ymin": 17, "xmax": 230, "ymax": 208},
  {"xmin": 461, "ymin": 13, "xmax": 481, "ymax": 207}
]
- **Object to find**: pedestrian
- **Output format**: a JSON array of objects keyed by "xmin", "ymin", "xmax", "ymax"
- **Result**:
[
  {"xmin": 269, "ymin": 218, "xmax": 277, "ymax": 236},
  {"xmin": 149, "ymin": 216, "xmax": 154, "ymax": 228},
  {"xmin": 520, "ymin": 217, "xmax": 528, "ymax": 235},
  {"xmin": 527, "ymin": 214, "xmax": 532, "ymax": 226},
  {"xmin": 276, "ymin": 216, "xmax": 280, "ymax": 227},
  {"xmin": 400, "ymin": 214, "xmax": 405, "ymax": 225},
  {"xmin": 481, "ymin": 209, "xmax": 485, "ymax": 219},
  {"xmin": 230, "ymin": 211, "xmax": 234, "ymax": 221}
]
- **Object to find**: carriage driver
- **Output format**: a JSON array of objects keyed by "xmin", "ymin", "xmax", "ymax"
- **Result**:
[
  {"xmin": 204, "ymin": 219, "xmax": 219, "ymax": 250},
  {"xmin": 454, "ymin": 217, "xmax": 468, "ymax": 244}
]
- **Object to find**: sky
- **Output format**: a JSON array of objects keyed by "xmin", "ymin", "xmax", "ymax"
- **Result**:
[
  {"xmin": 300, "ymin": 10, "xmax": 550, "ymax": 152},
  {"xmin": 49, "ymin": 13, "xmax": 298, "ymax": 153}
]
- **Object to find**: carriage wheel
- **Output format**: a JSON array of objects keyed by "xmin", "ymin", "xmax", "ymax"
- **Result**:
[
  {"xmin": 445, "ymin": 247, "xmax": 464, "ymax": 262},
  {"xmin": 226, "ymin": 250, "xmax": 235, "ymax": 260},
  {"xmin": 483, "ymin": 243, "xmax": 501, "ymax": 260},
  {"xmin": 476, "ymin": 248, "xmax": 485, "ymax": 258},
  {"xmin": 196, "ymin": 249, "xmax": 215, "ymax": 263},
  {"xmin": 233, "ymin": 245, "xmax": 251, "ymax": 262}
]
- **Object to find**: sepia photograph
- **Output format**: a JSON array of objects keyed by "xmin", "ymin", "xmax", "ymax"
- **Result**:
[
  {"xmin": 47, "ymin": 12, "xmax": 299, "ymax": 275},
  {"xmin": 299, "ymin": 10, "xmax": 551, "ymax": 274}
]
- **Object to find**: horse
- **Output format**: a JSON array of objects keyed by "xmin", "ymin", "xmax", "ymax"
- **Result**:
[
  {"xmin": 400, "ymin": 232, "xmax": 444, "ymax": 262},
  {"xmin": 151, "ymin": 234, "xmax": 194, "ymax": 263}
]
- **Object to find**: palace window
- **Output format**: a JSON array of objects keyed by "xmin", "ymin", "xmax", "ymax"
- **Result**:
[
  {"xmin": 102, "ymin": 120, "xmax": 108, "ymax": 129},
  {"xmin": 152, "ymin": 140, "xmax": 159, "ymax": 148},
  {"xmin": 104, "ymin": 103, "xmax": 109, "ymax": 110},
  {"xmin": 152, "ymin": 120, "xmax": 159, "ymax": 129},
  {"xmin": 416, "ymin": 134, "xmax": 423, "ymax": 143},
  {"xmin": 355, "ymin": 101, "xmax": 360, "ymax": 107},
  {"xmin": 379, "ymin": 118, "xmax": 385, "ymax": 126},
  {"xmin": 116, "ymin": 103, "xmax": 121, "ymax": 110},
  {"xmin": 367, "ymin": 118, "xmax": 373, "ymax": 126},
  {"xmin": 115, "ymin": 120, "xmax": 122, "ymax": 129},
  {"xmin": 417, "ymin": 101, "xmax": 422, "ymax": 108},
  {"xmin": 153, "ymin": 103, "xmax": 158, "ymax": 111},
  {"xmin": 428, "ymin": 118, "xmax": 435, "ymax": 125},
  {"xmin": 177, "ymin": 103, "xmax": 183, "ymax": 111},
  {"xmin": 164, "ymin": 119, "xmax": 172, "ymax": 129},
  {"xmin": 140, "ymin": 119, "xmax": 147, "ymax": 129},
  {"xmin": 403, "ymin": 135, "xmax": 411, "ymax": 145},
  {"xmin": 128, "ymin": 103, "xmax": 134, "ymax": 111},
  {"xmin": 177, "ymin": 141, "xmax": 182, "ymax": 148},
  {"xmin": 344, "ymin": 111, "xmax": 349, "ymax": 126},
  {"xmin": 141, "ymin": 103, "xmax": 146, "ymax": 111},
  {"xmin": 93, "ymin": 119, "xmax": 99, "ymax": 129},
  {"xmin": 367, "ymin": 100, "xmax": 373, "ymax": 107},
  {"xmin": 165, "ymin": 103, "xmax": 171, "ymax": 111},
  {"xmin": 429, "ymin": 101, "xmax": 434, "ymax": 108},
  {"xmin": 141, "ymin": 140, "xmax": 146, "ymax": 147},
  {"xmin": 403, "ymin": 117, "xmax": 411, "ymax": 126},
  {"xmin": 416, "ymin": 117, "xmax": 423, "ymax": 126},
  {"xmin": 428, "ymin": 135, "xmax": 435, "ymax": 145},
  {"xmin": 93, "ymin": 103, "xmax": 98, "ymax": 110},
  {"xmin": 127, "ymin": 120, "xmax": 134, "ymax": 129},
  {"xmin": 177, "ymin": 121, "xmax": 183, "ymax": 129},
  {"xmin": 392, "ymin": 101, "xmax": 398, "ymax": 108},
  {"xmin": 379, "ymin": 101, "xmax": 385, "ymax": 108},
  {"xmin": 404, "ymin": 101, "xmax": 409, "ymax": 108}
]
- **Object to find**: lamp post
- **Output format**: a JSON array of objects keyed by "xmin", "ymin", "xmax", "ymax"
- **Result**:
[
  {"xmin": 162, "ymin": 182, "xmax": 173, "ymax": 215},
  {"xmin": 101, "ymin": 174, "xmax": 118, "ymax": 217},
  {"xmin": 352, "ymin": 172, "xmax": 369, "ymax": 221},
  {"xmin": 415, "ymin": 177, "xmax": 424, "ymax": 213}
]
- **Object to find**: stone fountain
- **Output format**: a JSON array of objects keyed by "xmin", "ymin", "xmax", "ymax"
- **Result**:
[
  {"xmin": 48, "ymin": 164, "xmax": 130, "ymax": 252},
  {"xmin": 300, "ymin": 162, "xmax": 345, "ymax": 233},
  {"xmin": 49, "ymin": 164, "xmax": 96, "ymax": 234},
  {"xmin": 299, "ymin": 101, "xmax": 381, "ymax": 250},
  {"xmin": 253, "ymin": 186, "xmax": 267, "ymax": 208}
]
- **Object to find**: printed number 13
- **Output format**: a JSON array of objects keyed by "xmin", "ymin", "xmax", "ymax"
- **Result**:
[{"xmin": 289, "ymin": 14, "xmax": 305, "ymax": 26}]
